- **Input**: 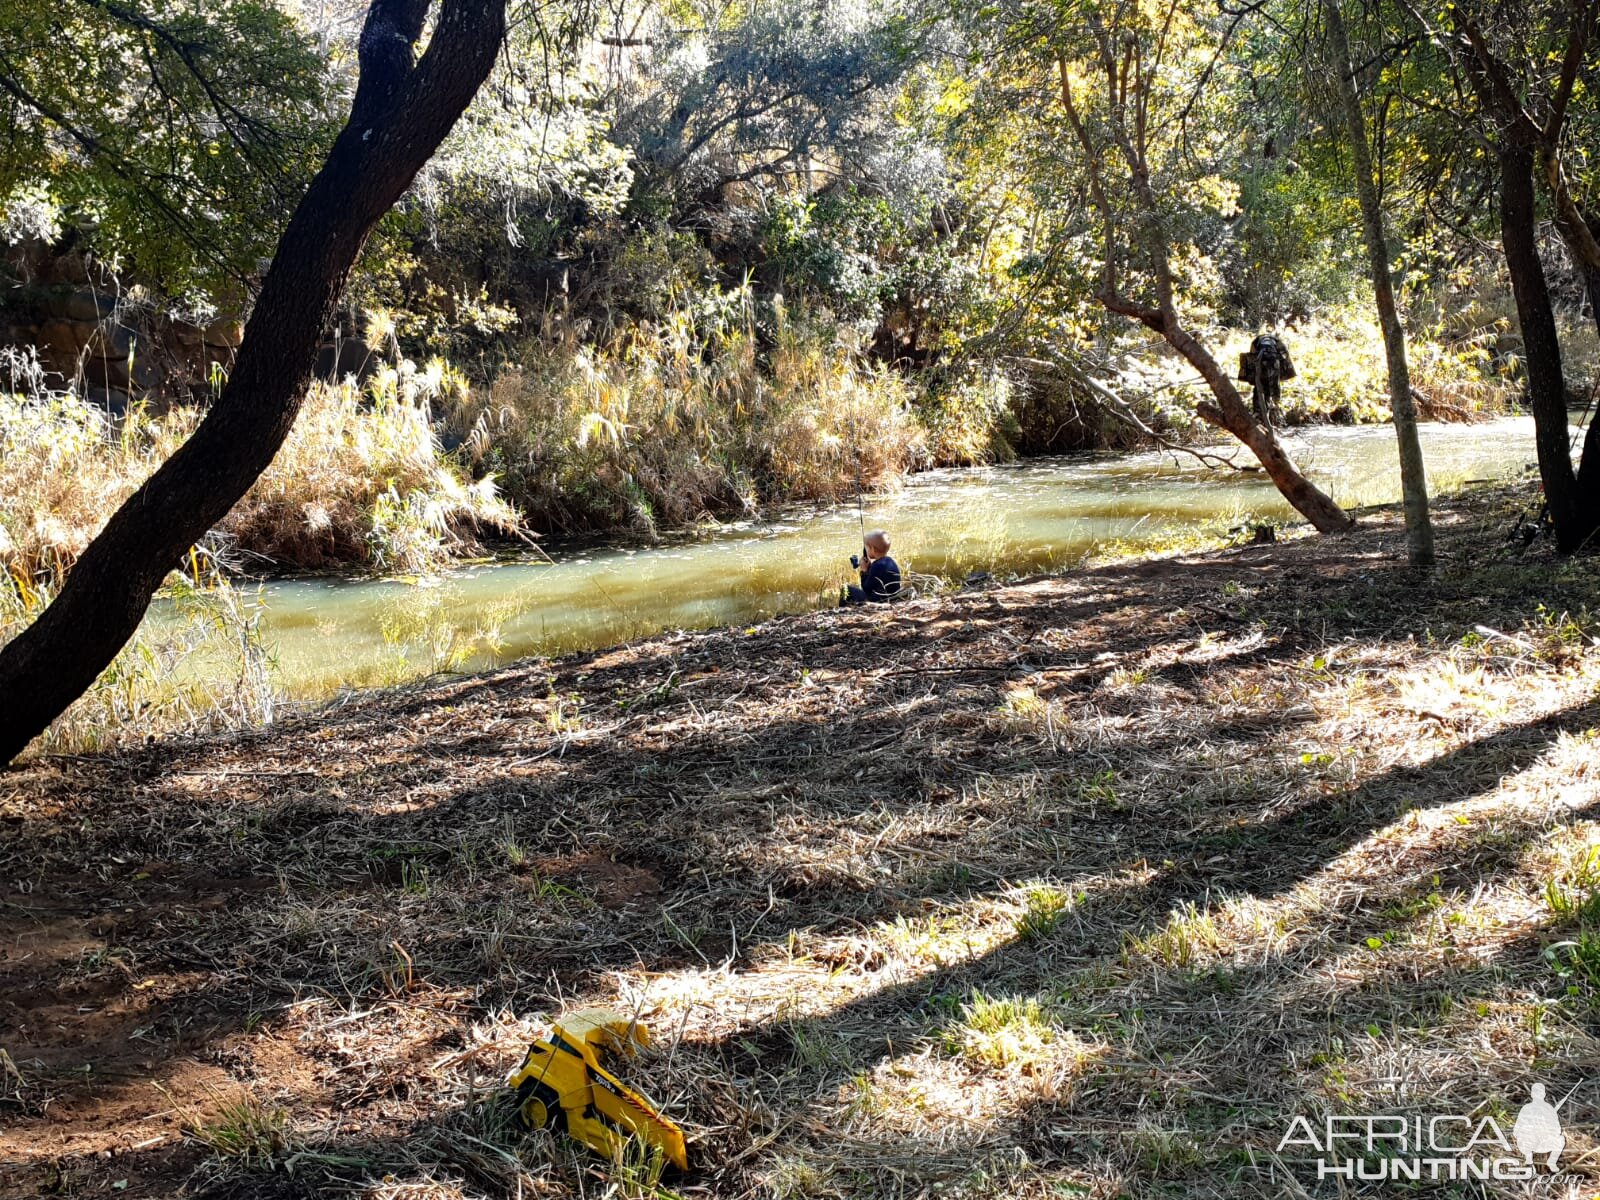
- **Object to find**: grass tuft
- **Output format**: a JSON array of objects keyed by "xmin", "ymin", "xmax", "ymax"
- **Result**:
[{"xmin": 182, "ymin": 1091, "xmax": 291, "ymax": 1166}]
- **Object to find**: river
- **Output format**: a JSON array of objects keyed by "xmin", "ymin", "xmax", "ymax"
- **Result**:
[{"xmin": 207, "ymin": 417, "xmax": 1544, "ymax": 702}]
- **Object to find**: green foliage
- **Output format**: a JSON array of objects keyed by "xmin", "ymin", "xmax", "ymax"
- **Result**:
[
  {"xmin": 0, "ymin": 0, "xmax": 335, "ymax": 296},
  {"xmin": 182, "ymin": 1091, "xmax": 290, "ymax": 1165},
  {"xmin": 919, "ymin": 365, "xmax": 1018, "ymax": 464},
  {"xmin": 1224, "ymin": 160, "xmax": 1365, "ymax": 324},
  {"xmin": 0, "ymin": 547, "xmax": 276, "ymax": 755},
  {"xmin": 1016, "ymin": 884, "xmax": 1075, "ymax": 940},
  {"xmin": 1543, "ymin": 843, "xmax": 1600, "ymax": 1014}
]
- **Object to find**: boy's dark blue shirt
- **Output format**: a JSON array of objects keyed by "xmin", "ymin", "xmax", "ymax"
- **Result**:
[{"xmin": 862, "ymin": 555, "xmax": 901, "ymax": 601}]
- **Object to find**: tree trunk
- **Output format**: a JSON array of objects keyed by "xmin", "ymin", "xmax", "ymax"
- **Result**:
[
  {"xmin": 1544, "ymin": 164, "xmax": 1600, "ymax": 346},
  {"xmin": 1163, "ymin": 322, "xmax": 1356, "ymax": 532},
  {"xmin": 1438, "ymin": 1, "xmax": 1600, "ymax": 551},
  {"xmin": 0, "ymin": 0, "xmax": 507, "ymax": 765},
  {"xmin": 1541, "ymin": 153, "xmax": 1600, "ymax": 510},
  {"xmin": 1499, "ymin": 143, "xmax": 1593, "ymax": 551},
  {"xmin": 1324, "ymin": 0, "xmax": 1433, "ymax": 565},
  {"xmin": 1054, "ymin": 47, "xmax": 1355, "ymax": 536}
]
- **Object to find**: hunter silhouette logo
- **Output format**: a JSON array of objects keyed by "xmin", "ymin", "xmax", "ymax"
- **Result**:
[
  {"xmin": 1278, "ymin": 1080, "xmax": 1579, "ymax": 1181},
  {"xmin": 1513, "ymin": 1083, "xmax": 1566, "ymax": 1170}
]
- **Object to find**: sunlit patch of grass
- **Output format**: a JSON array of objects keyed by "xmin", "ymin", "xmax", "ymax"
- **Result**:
[
  {"xmin": 1015, "ymin": 883, "xmax": 1076, "ymax": 940},
  {"xmin": 990, "ymin": 685, "xmax": 1059, "ymax": 736},
  {"xmin": 1124, "ymin": 901, "xmax": 1223, "ymax": 969},
  {"xmin": 761, "ymin": 1153, "xmax": 837, "ymax": 1200},
  {"xmin": 1545, "ymin": 843, "xmax": 1600, "ymax": 927},
  {"xmin": 1211, "ymin": 893, "xmax": 1294, "ymax": 960},
  {"xmin": 1127, "ymin": 1120, "xmax": 1205, "ymax": 1174},
  {"xmin": 942, "ymin": 991, "xmax": 1063, "ymax": 1070},
  {"xmin": 1103, "ymin": 664, "xmax": 1149, "ymax": 689},
  {"xmin": 181, "ymin": 1090, "xmax": 291, "ymax": 1165},
  {"xmin": 873, "ymin": 909, "xmax": 993, "ymax": 968}
]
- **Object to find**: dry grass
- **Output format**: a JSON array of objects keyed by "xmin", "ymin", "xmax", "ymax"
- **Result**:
[
  {"xmin": 1, "ymin": 363, "xmax": 517, "ymax": 581},
  {"xmin": 0, "ymin": 360, "xmax": 186, "ymax": 583},
  {"xmin": 3, "ymin": 483, "xmax": 1600, "ymax": 1199},
  {"xmin": 222, "ymin": 367, "xmax": 520, "ymax": 573},
  {"xmin": 451, "ymin": 304, "xmax": 925, "ymax": 536},
  {"xmin": 1, "ymin": 365, "xmax": 520, "ymax": 752}
]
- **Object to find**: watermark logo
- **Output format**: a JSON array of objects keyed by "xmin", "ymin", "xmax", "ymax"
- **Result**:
[
  {"xmin": 1277, "ymin": 1082, "xmax": 1575, "ymax": 1182},
  {"xmin": 1513, "ymin": 1083, "xmax": 1566, "ymax": 1171}
]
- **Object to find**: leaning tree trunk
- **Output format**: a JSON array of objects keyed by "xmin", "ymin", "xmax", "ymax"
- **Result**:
[
  {"xmin": 1094, "ymin": 188, "xmax": 1355, "ymax": 533},
  {"xmin": 1054, "ymin": 44, "xmax": 1355, "ymax": 536},
  {"xmin": 0, "ymin": 0, "xmax": 507, "ymax": 764},
  {"xmin": 1162, "ymin": 321, "xmax": 1356, "ymax": 531},
  {"xmin": 1499, "ymin": 143, "xmax": 1594, "ymax": 552},
  {"xmin": 1324, "ymin": 0, "xmax": 1433, "ymax": 565}
]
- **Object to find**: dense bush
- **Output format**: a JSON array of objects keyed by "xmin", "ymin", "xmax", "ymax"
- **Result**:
[
  {"xmin": 0, "ymin": 365, "xmax": 516, "ymax": 586},
  {"xmin": 446, "ymin": 297, "xmax": 926, "ymax": 535}
]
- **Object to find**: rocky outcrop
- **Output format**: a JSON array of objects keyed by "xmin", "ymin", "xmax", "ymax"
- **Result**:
[
  {"xmin": 2, "ymin": 238, "xmax": 379, "ymax": 412},
  {"xmin": 1, "ymin": 239, "xmax": 243, "ymax": 412}
]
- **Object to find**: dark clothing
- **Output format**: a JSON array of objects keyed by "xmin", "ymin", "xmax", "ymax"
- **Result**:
[
  {"xmin": 845, "ymin": 555, "xmax": 901, "ymax": 604},
  {"xmin": 1239, "ymin": 335, "xmax": 1295, "ymax": 427},
  {"xmin": 1240, "ymin": 334, "xmax": 1296, "ymax": 381}
]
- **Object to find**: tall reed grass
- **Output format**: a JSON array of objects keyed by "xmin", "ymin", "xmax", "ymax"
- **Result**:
[
  {"xmin": 1, "ymin": 357, "xmax": 520, "ymax": 583},
  {"xmin": 224, "ymin": 362, "xmax": 520, "ymax": 572},
  {"xmin": 449, "ymin": 296, "xmax": 926, "ymax": 535},
  {"xmin": 0, "ymin": 352, "xmax": 518, "ymax": 753},
  {"xmin": 0, "ymin": 554, "xmax": 278, "ymax": 755}
]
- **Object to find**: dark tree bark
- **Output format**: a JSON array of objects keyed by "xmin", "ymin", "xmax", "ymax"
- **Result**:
[
  {"xmin": 1499, "ymin": 143, "xmax": 1591, "ymax": 549},
  {"xmin": 1544, "ymin": 165, "xmax": 1600, "ymax": 346},
  {"xmin": 0, "ymin": 0, "xmax": 507, "ymax": 764},
  {"xmin": 1324, "ymin": 0, "xmax": 1433, "ymax": 566},
  {"xmin": 1425, "ymin": 0, "xmax": 1600, "ymax": 551}
]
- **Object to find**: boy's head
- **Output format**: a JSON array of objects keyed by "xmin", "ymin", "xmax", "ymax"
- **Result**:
[{"xmin": 863, "ymin": 530, "xmax": 891, "ymax": 560}]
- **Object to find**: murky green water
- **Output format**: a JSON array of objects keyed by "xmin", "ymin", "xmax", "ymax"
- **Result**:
[{"xmin": 213, "ymin": 417, "xmax": 1547, "ymax": 701}]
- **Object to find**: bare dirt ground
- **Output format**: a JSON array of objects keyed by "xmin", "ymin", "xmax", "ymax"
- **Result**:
[{"xmin": 4, "ymin": 485, "xmax": 1600, "ymax": 1199}]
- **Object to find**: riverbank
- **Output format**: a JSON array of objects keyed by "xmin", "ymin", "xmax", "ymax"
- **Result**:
[
  {"xmin": 12, "ymin": 398, "xmax": 1543, "ymax": 758},
  {"xmin": 4, "ymin": 481, "xmax": 1599, "ymax": 1198},
  {"xmin": 228, "ymin": 415, "xmax": 1558, "ymax": 708}
]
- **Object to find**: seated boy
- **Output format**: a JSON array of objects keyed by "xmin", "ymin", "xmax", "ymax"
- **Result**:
[{"xmin": 844, "ymin": 530, "xmax": 902, "ymax": 605}]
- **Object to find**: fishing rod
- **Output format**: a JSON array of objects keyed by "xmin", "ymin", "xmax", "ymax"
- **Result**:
[{"xmin": 852, "ymin": 404, "xmax": 867, "ymax": 545}]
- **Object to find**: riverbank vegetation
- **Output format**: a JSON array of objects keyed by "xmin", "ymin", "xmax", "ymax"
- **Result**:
[
  {"xmin": 4, "ymin": 0, "xmax": 1600, "ymax": 1188},
  {"xmin": 7, "ymin": 0, "xmax": 1596, "ymax": 561},
  {"xmin": 4, "ymin": 484, "xmax": 1599, "ymax": 1198},
  {"xmin": 2, "ymin": 0, "xmax": 1598, "ymax": 754}
]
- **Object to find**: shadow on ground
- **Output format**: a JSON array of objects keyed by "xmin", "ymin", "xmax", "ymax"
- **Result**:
[{"xmin": 4, "ymin": 493, "xmax": 1600, "ymax": 1198}]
